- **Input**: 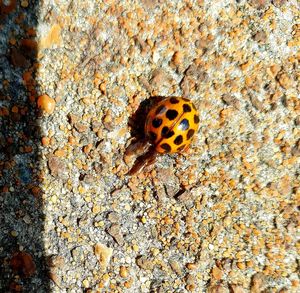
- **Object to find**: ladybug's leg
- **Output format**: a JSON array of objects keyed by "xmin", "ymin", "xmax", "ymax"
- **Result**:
[
  {"xmin": 125, "ymin": 138, "xmax": 150, "ymax": 157},
  {"xmin": 128, "ymin": 148, "xmax": 157, "ymax": 175},
  {"xmin": 182, "ymin": 144, "xmax": 190, "ymax": 152},
  {"xmin": 145, "ymin": 151, "xmax": 157, "ymax": 167}
]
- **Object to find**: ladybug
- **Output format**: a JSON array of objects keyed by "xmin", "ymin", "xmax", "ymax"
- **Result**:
[{"xmin": 126, "ymin": 96, "xmax": 200, "ymax": 175}]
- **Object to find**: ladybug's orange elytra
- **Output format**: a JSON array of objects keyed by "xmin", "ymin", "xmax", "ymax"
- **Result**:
[
  {"xmin": 145, "ymin": 97, "xmax": 199, "ymax": 154},
  {"xmin": 127, "ymin": 96, "xmax": 199, "ymax": 175}
]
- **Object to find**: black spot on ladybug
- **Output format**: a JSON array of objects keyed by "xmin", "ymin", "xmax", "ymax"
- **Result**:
[
  {"xmin": 183, "ymin": 104, "xmax": 192, "ymax": 112},
  {"xmin": 148, "ymin": 131, "xmax": 157, "ymax": 141},
  {"xmin": 161, "ymin": 126, "xmax": 168, "ymax": 136},
  {"xmin": 174, "ymin": 135, "xmax": 183, "ymax": 145},
  {"xmin": 194, "ymin": 115, "xmax": 199, "ymax": 124},
  {"xmin": 160, "ymin": 143, "xmax": 171, "ymax": 152},
  {"xmin": 170, "ymin": 97, "xmax": 180, "ymax": 104},
  {"xmin": 161, "ymin": 126, "xmax": 174, "ymax": 138},
  {"xmin": 187, "ymin": 129, "xmax": 195, "ymax": 140},
  {"xmin": 177, "ymin": 144, "xmax": 186, "ymax": 151},
  {"xmin": 166, "ymin": 109, "xmax": 178, "ymax": 120},
  {"xmin": 152, "ymin": 118, "xmax": 162, "ymax": 128},
  {"xmin": 155, "ymin": 105, "xmax": 166, "ymax": 115},
  {"xmin": 178, "ymin": 118, "xmax": 189, "ymax": 131}
]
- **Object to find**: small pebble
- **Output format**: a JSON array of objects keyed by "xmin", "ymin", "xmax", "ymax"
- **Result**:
[
  {"xmin": 119, "ymin": 265, "xmax": 128, "ymax": 278},
  {"xmin": 37, "ymin": 94, "xmax": 56, "ymax": 114}
]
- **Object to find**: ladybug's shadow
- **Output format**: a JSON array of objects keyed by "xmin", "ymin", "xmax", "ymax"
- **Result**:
[
  {"xmin": 127, "ymin": 96, "xmax": 164, "ymax": 142},
  {"xmin": 125, "ymin": 96, "xmax": 165, "ymax": 175}
]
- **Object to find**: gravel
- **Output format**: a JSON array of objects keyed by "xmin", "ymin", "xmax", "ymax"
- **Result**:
[{"xmin": 0, "ymin": 0, "xmax": 299, "ymax": 292}]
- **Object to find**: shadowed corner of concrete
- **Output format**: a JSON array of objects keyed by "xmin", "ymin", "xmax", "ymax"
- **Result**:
[{"xmin": 0, "ymin": 1, "xmax": 50, "ymax": 292}]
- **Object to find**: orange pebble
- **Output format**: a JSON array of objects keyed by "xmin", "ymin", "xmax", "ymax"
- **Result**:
[
  {"xmin": 31, "ymin": 186, "xmax": 41, "ymax": 197},
  {"xmin": 26, "ymin": 27, "xmax": 37, "ymax": 37},
  {"xmin": 37, "ymin": 94, "xmax": 55, "ymax": 114},
  {"xmin": 41, "ymin": 137, "xmax": 50, "ymax": 146},
  {"xmin": 83, "ymin": 143, "xmax": 93, "ymax": 154},
  {"xmin": 0, "ymin": 107, "xmax": 9, "ymax": 116},
  {"xmin": 24, "ymin": 146, "xmax": 33, "ymax": 153},
  {"xmin": 54, "ymin": 149, "xmax": 65, "ymax": 157},
  {"xmin": 23, "ymin": 71, "xmax": 32, "ymax": 83},
  {"xmin": 68, "ymin": 136, "xmax": 76, "ymax": 144},
  {"xmin": 3, "ymin": 186, "xmax": 9, "ymax": 193},
  {"xmin": 20, "ymin": 39, "xmax": 38, "ymax": 51},
  {"xmin": 10, "ymin": 252, "xmax": 36, "ymax": 278},
  {"xmin": 11, "ymin": 106, "xmax": 19, "ymax": 113}
]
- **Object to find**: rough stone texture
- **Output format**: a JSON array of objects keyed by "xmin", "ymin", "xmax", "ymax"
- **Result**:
[{"xmin": 0, "ymin": 0, "xmax": 299, "ymax": 292}]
